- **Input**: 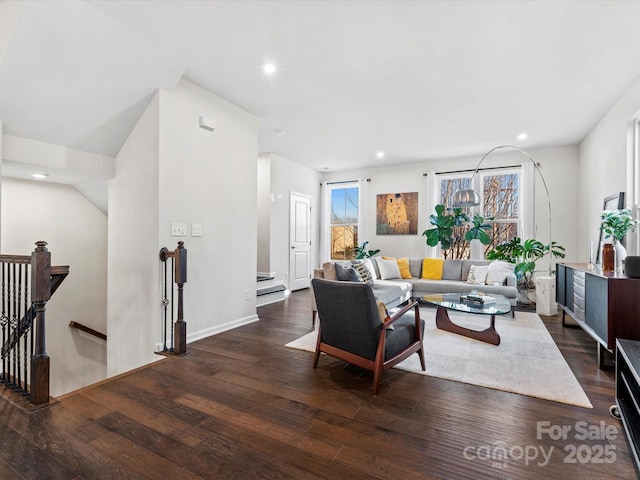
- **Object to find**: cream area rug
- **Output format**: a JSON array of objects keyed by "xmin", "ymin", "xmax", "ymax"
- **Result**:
[{"xmin": 286, "ymin": 309, "xmax": 592, "ymax": 408}]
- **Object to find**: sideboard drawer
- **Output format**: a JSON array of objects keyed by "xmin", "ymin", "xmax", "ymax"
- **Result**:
[
  {"xmin": 573, "ymin": 303, "xmax": 585, "ymax": 321},
  {"xmin": 573, "ymin": 292, "xmax": 585, "ymax": 311},
  {"xmin": 573, "ymin": 271, "xmax": 585, "ymax": 297}
]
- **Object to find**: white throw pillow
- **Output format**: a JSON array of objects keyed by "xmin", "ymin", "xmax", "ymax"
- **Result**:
[
  {"xmin": 485, "ymin": 260, "xmax": 515, "ymax": 285},
  {"xmin": 376, "ymin": 258, "xmax": 402, "ymax": 280},
  {"xmin": 363, "ymin": 258, "xmax": 379, "ymax": 279},
  {"xmin": 467, "ymin": 264, "xmax": 489, "ymax": 285}
]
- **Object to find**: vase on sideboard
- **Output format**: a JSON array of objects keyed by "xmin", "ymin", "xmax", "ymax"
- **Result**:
[
  {"xmin": 602, "ymin": 242, "xmax": 615, "ymax": 272},
  {"xmin": 614, "ymin": 238, "xmax": 627, "ymax": 272}
]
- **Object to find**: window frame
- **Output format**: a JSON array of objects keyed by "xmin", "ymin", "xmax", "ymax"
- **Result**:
[
  {"xmin": 325, "ymin": 181, "xmax": 360, "ymax": 261},
  {"xmin": 436, "ymin": 167, "xmax": 522, "ymax": 259}
]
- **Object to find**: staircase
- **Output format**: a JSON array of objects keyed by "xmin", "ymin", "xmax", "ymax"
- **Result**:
[
  {"xmin": 256, "ymin": 273, "xmax": 287, "ymax": 307},
  {"xmin": 0, "ymin": 241, "xmax": 68, "ymax": 407}
]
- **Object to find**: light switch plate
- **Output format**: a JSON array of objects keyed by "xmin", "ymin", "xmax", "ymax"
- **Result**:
[
  {"xmin": 171, "ymin": 223, "xmax": 187, "ymax": 236},
  {"xmin": 192, "ymin": 224, "xmax": 202, "ymax": 237}
]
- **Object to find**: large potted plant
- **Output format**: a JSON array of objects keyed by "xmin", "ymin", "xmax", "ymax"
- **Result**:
[
  {"xmin": 354, "ymin": 241, "xmax": 380, "ymax": 259},
  {"xmin": 600, "ymin": 208, "xmax": 639, "ymax": 271},
  {"xmin": 486, "ymin": 237, "xmax": 566, "ymax": 305},
  {"xmin": 422, "ymin": 204, "xmax": 492, "ymax": 259}
]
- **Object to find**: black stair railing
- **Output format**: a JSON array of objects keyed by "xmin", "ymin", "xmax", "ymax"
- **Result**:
[
  {"xmin": 0, "ymin": 242, "xmax": 68, "ymax": 405},
  {"xmin": 158, "ymin": 241, "xmax": 187, "ymax": 355}
]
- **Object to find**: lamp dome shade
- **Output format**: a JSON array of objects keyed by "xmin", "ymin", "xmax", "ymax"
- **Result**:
[{"xmin": 452, "ymin": 188, "xmax": 481, "ymax": 207}]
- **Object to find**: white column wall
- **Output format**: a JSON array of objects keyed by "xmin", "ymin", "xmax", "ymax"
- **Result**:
[
  {"xmin": 107, "ymin": 93, "xmax": 161, "ymax": 377},
  {"xmin": 0, "ymin": 121, "xmax": 2, "ymax": 253},
  {"xmin": 158, "ymin": 79, "xmax": 259, "ymax": 341},
  {"xmin": 257, "ymin": 154, "xmax": 271, "ymax": 274}
]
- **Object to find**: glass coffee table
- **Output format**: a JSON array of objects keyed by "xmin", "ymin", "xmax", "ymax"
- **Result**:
[{"xmin": 418, "ymin": 293, "xmax": 511, "ymax": 346}]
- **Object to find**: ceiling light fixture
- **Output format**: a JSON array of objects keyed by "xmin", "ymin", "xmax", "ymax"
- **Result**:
[
  {"xmin": 376, "ymin": 151, "xmax": 385, "ymax": 159},
  {"xmin": 263, "ymin": 63, "xmax": 277, "ymax": 74},
  {"xmin": 517, "ymin": 132, "xmax": 528, "ymax": 140},
  {"xmin": 32, "ymin": 173, "xmax": 49, "ymax": 179}
]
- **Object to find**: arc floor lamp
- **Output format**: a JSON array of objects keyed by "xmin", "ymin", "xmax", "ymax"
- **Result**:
[{"xmin": 451, "ymin": 144, "xmax": 553, "ymax": 274}]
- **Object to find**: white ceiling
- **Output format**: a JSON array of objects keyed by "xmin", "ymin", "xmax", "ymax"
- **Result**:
[{"xmin": 3, "ymin": 0, "xmax": 640, "ymax": 181}]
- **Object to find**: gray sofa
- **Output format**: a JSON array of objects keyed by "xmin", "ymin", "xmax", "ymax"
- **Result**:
[
  {"xmin": 404, "ymin": 258, "xmax": 517, "ymax": 301},
  {"xmin": 310, "ymin": 258, "xmax": 517, "ymax": 324}
]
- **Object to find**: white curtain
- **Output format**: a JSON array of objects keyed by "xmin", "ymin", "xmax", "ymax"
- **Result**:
[
  {"xmin": 319, "ymin": 181, "xmax": 329, "ymax": 264},
  {"xmin": 425, "ymin": 171, "xmax": 439, "ymax": 258},
  {"xmin": 520, "ymin": 161, "xmax": 535, "ymax": 240}
]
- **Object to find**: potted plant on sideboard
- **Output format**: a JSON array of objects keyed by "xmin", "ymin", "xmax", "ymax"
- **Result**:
[{"xmin": 600, "ymin": 208, "xmax": 639, "ymax": 272}]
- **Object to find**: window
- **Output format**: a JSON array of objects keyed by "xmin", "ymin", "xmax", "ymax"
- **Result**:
[
  {"xmin": 481, "ymin": 170, "xmax": 520, "ymax": 255},
  {"xmin": 437, "ymin": 169, "xmax": 520, "ymax": 259},
  {"xmin": 439, "ymin": 175, "xmax": 473, "ymax": 259},
  {"xmin": 329, "ymin": 184, "xmax": 359, "ymax": 260}
]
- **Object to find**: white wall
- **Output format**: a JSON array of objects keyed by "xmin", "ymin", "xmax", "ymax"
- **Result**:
[
  {"xmin": 159, "ymin": 79, "xmax": 259, "ymax": 342},
  {"xmin": 579, "ymin": 76, "xmax": 640, "ymax": 260},
  {"xmin": 0, "ymin": 121, "xmax": 2, "ymax": 252},
  {"xmin": 107, "ymin": 92, "xmax": 161, "ymax": 377},
  {"xmin": 1, "ymin": 178, "xmax": 107, "ymax": 396},
  {"xmin": 266, "ymin": 153, "xmax": 321, "ymax": 289},
  {"xmin": 320, "ymin": 145, "xmax": 579, "ymax": 265},
  {"xmin": 257, "ymin": 154, "xmax": 271, "ymax": 273}
]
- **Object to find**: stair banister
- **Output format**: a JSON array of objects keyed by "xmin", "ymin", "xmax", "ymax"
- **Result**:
[
  {"xmin": 30, "ymin": 241, "xmax": 51, "ymax": 405},
  {"xmin": 159, "ymin": 241, "xmax": 187, "ymax": 355}
]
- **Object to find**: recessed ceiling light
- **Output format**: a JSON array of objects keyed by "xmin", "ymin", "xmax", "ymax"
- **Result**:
[
  {"xmin": 263, "ymin": 63, "xmax": 277, "ymax": 74},
  {"xmin": 32, "ymin": 173, "xmax": 49, "ymax": 179},
  {"xmin": 376, "ymin": 151, "xmax": 385, "ymax": 159},
  {"xmin": 517, "ymin": 132, "xmax": 528, "ymax": 140}
]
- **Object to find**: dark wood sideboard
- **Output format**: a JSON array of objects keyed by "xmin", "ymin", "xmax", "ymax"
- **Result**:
[
  {"xmin": 616, "ymin": 339, "xmax": 640, "ymax": 474},
  {"xmin": 556, "ymin": 263, "xmax": 640, "ymax": 368}
]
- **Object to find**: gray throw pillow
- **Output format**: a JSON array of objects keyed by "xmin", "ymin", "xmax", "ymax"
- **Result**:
[
  {"xmin": 409, "ymin": 258, "xmax": 422, "ymax": 278},
  {"xmin": 442, "ymin": 259, "xmax": 463, "ymax": 281},
  {"xmin": 335, "ymin": 262, "xmax": 361, "ymax": 282}
]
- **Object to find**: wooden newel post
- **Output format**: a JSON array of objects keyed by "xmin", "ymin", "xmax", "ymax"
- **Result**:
[
  {"xmin": 173, "ymin": 241, "xmax": 187, "ymax": 355},
  {"xmin": 30, "ymin": 241, "xmax": 51, "ymax": 405}
]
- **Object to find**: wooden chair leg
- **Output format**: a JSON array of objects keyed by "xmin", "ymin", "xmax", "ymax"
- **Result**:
[
  {"xmin": 313, "ymin": 326, "xmax": 322, "ymax": 368},
  {"xmin": 312, "ymin": 310, "xmax": 317, "ymax": 327},
  {"xmin": 372, "ymin": 367, "xmax": 382, "ymax": 396},
  {"xmin": 418, "ymin": 348, "xmax": 426, "ymax": 371}
]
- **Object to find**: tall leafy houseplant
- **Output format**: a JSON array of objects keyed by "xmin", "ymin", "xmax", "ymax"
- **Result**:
[
  {"xmin": 486, "ymin": 238, "xmax": 566, "ymax": 303},
  {"xmin": 354, "ymin": 241, "xmax": 380, "ymax": 259},
  {"xmin": 422, "ymin": 204, "xmax": 492, "ymax": 259}
]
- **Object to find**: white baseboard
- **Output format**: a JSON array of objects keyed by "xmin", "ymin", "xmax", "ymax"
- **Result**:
[{"xmin": 186, "ymin": 314, "xmax": 259, "ymax": 344}]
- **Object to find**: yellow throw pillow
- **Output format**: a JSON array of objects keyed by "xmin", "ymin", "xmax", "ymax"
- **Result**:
[
  {"xmin": 397, "ymin": 257, "xmax": 412, "ymax": 279},
  {"xmin": 422, "ymin": 258, "xmax": 444, "ymax": 280}
]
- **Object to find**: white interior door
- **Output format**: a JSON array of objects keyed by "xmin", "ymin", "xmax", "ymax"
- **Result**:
[{"xmin": 290, "ymin": 192, "xmax": 311, "ymax": 291}]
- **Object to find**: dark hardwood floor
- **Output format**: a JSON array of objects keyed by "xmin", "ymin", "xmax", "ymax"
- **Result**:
[{"xmin": 0, "ymin": 290, "xmax": 636, "ymax": 479}]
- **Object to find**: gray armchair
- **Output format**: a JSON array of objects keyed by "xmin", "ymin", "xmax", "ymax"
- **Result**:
[{"xmin": 311, "ymin": 278, "xmax": 425, "ymax": 395}]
